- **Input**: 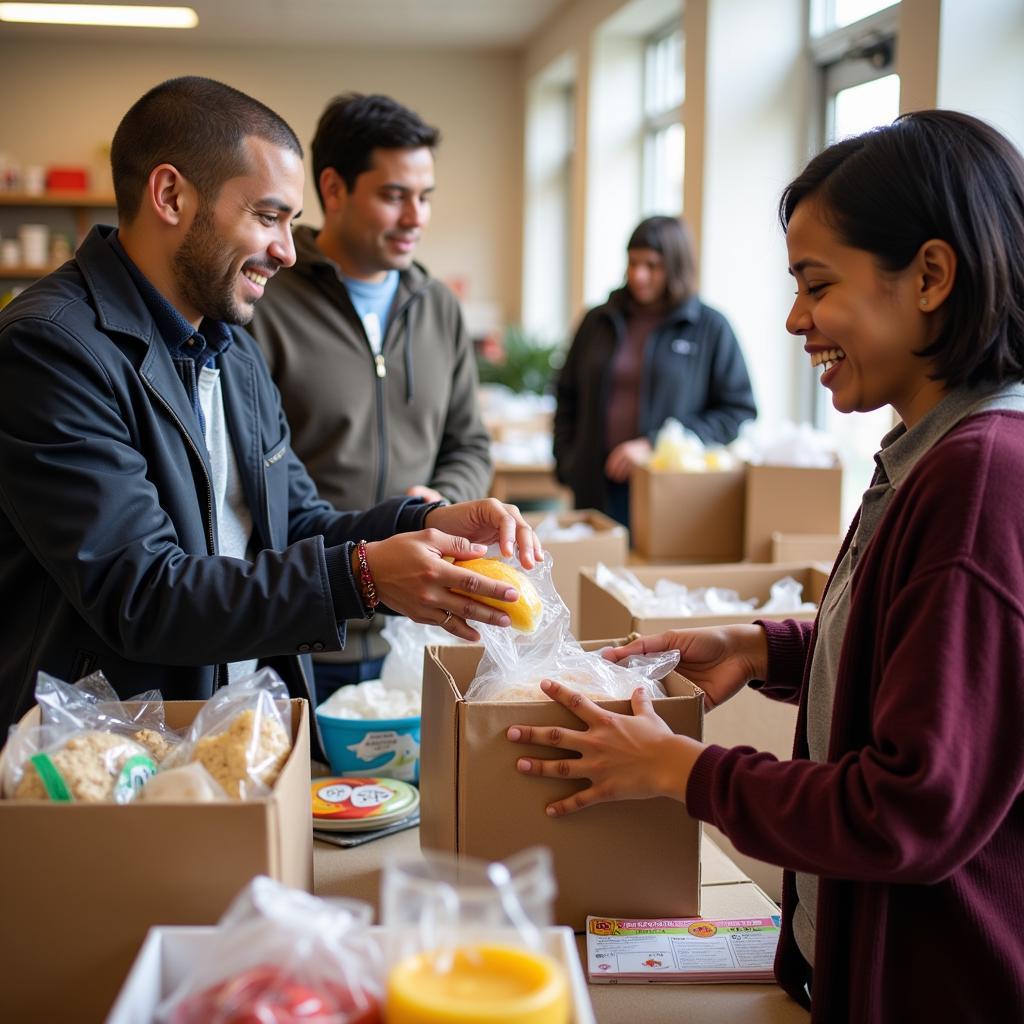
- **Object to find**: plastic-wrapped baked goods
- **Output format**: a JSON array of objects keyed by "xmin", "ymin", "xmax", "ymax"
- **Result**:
[
  {"xmin": 134, "ymin": 727, "xmax": 175, "ymax": 764},
  {"xmin": 161, "ymin": 669, "xmax": 294, "ymax": 800},
  {"xmin": 462, "ymin": 554, "xmax": 680, "ymax": 702},
  {"xmin": 452, "ymin": 558, "xmax": 543, "ymax": 632},
  {"xmin": 13, "ymin": 730, "xmax": 155, "ymax": 803},
  {"xmin": 192, "ymin": 708, "xmax": 291, "ymax": 799}
]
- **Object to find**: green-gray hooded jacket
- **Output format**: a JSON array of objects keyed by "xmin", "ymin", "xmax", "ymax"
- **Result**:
[{"xmin": 250, "ymin": 226, "xmax": 492, "ymax": 664}]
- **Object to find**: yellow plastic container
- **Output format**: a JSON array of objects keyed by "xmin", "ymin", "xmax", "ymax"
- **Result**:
[{"xmin": 386, "ymin": 943, "xmax": 570, "ymax": 1024}]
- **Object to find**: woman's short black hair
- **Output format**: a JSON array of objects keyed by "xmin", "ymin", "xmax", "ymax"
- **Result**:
[
  {"xmin": 111, "ymin": 77, "xmax": 302, "ymax": 224},
  {"xmin": 312, "ymin": 93, "xmax": 440, "ymax": 209},
  {"xmin": 627, "ymin": 215, "xmax": 697, "ymax": 307},
  {"xmin": 780, "ymin": 109, "xmax": 1024, "ymax": 388}
]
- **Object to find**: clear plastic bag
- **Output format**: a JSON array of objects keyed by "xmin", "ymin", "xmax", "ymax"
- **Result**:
[
  {"xmin": 594, "ymin": 563, "xmax": 816, "ymax": 618},
  {"xmin": 382, "ymin": 847, "xmax": 569, "ymax": 1021},
  {"xmin": 163, "ymin": 668, "xmax": 293, "ymax": 800},
  {"xmin": 157, "ymin": 876, "xmax": 383, "ymax": 1024},
  {"xmin": 464, "ymin": 552, "xmax": 679, "ymax": 701},
  {"xmin": 35, "ymin": 669, "xmax": 180, "ymax": 763},
  {"xmin": 3, "ymin": 670, "xmax": 167, "ymax": 802},
  {"xmin": 649, "ymin": 418, "xmax": 739, "ymax": 472}
]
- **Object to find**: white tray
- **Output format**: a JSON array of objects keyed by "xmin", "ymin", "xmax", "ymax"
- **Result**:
[{"xmin": 106, "ymin": 924, "xmax": 596, "ymax": 1024}]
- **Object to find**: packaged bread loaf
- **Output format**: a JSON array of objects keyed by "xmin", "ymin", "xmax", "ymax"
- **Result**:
[
  {"xmin": 11, "ymin": 729, "xmax": 156, "ymax": 803},
  {"xmin": 164, "ymin": 668, "xmax": 294, "ymax": 800}
]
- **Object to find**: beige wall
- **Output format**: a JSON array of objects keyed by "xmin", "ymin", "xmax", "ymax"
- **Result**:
[{"xmin": 0, "ymin": 38, "xmax": 523, "ymax": 322}]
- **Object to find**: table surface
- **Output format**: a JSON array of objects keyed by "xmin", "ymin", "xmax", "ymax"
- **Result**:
[{"xmin": 314, "ymin": 828, "xmax": 809, "ymax": 1024}]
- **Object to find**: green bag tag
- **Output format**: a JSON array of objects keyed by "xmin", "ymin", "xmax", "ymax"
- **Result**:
[{"xmin": 28, "ymin": 753, "xmax": 73, "ymax": 802}]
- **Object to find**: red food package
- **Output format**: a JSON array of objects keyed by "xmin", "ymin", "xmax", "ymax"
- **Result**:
[
  {"xmin": 157, "ymin": 878, "xmax": 382, "ymax": 1024},
  {"xmin": 170, "ymin": 963, "xmax": 380, "ymax": 1024}
]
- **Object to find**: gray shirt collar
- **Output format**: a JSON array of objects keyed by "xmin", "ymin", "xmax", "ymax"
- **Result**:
[{"xmin": 876, "ymin": 383, "xmax": 1024, "ymax": 489}]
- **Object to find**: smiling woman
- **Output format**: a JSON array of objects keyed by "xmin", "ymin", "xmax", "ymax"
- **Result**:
[
  {"xmin": 785, "ymin": 196, "xmax": 953, "ymax": 428},
  {"xmin": 512, "ymin": 110, "xmax": 1024, "ymax": 1024}
]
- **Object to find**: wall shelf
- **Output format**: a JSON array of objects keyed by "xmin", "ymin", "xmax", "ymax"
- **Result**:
[{"xmin": 0, "ymin": 191, "xmax": 116, "ymax": 280}]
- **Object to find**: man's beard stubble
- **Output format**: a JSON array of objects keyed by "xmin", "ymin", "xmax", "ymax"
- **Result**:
[{"xmin": 173, "ymin": 203, "xmax": 251, "ymax": 326}]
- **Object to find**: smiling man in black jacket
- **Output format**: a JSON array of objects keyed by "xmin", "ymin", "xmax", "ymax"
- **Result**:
[{"xmin": 0, "ymin": 77, "xmax": 536, "ymax": 741}]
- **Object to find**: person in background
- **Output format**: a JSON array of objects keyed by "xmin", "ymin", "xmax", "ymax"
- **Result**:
[
  {"xmin": 251, "ymin": 93, "xmax": 492, "ymax": 704},
  {"xmin": 0, "ymin": 76, "xmax": 539, "ymax": 751},
  {"xmin": 552, "ymin": 215, "xmax": 756, "ymax": 527},
  {"xmin": 509, "ymin": 110, "xmax": 1024, "ymax": 1022}
]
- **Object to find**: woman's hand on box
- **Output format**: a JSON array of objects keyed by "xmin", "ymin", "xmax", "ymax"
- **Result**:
[
  {"xmin": 424, "ymin": 498, "xmax": 544, "ymax": 567},
  {"xmin": 364, "ymin": 532, "xmax": 521, "ymax": 641},
  {"xmin": 506, "ymin": 679, "xmax": 705, "ymax": 817},
  {"xmin": 602, "ymin": 625, "xmax": 768, "ymax": 711}
]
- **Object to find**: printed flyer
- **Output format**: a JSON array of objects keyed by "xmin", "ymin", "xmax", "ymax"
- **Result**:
[{"xmin": 586, "ymin": 915, "xmax": 781, "ymax": 984}]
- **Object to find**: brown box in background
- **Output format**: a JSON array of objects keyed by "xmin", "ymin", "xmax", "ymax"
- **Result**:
[
  {"xmin": 577, "ymin": 561, "xmax": 828, "ymax": 641},
  {"xmin": 527, "ymin": 509, "xmax": 628, "ymax": 633},
  {"xmin": 744, "ymin": 464, "xmax": 842, "ymax": 563},
  {"xmin": 771, "ymin": 530, "xmax": 843, "ymax": 566},
  {"xmin": 0, "ymin": 698, "xmax": 313, "ymax": 1024},
  {"xmin": 630, "ymin": 465, "xmax": 745, "ymax": 562},
  {"xmin": 419, "ymin": 642, "xmax": 703, "ymax": 930}
]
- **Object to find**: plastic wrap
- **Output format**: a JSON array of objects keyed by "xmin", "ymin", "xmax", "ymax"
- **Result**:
[
  {"xmin": 464, "ymin": 552, "xmax": 678, "ymax": 701},
  {"xmin": 2, "ymin": 670, "xmax": 172, "ymax": 802},
  {"xmin": 158, "ymin": 876, "xmax": 382, "ymax": 1024},
  {"xmin": 163, "ymin": 668, "xmax": 293, "ymax": 799},
  {"xmin": 593, "ymin": 563, "xmax": 817, "ymax": 618}
]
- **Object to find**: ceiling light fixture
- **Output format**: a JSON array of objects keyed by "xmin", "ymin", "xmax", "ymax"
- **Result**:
[{"xmin": 0, "ymin": 3, "xmax": 198, "ymax": 28}]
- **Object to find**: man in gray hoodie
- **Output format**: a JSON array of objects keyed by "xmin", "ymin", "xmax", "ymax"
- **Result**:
[{"xmin": 251, "ymin": 93, "xmax": 493, "ymax": 702}]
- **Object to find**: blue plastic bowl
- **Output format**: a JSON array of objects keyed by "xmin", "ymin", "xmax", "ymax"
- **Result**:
[{"xmin": 315, "ymin": 708, "xmax": 421, "ymax": 784}]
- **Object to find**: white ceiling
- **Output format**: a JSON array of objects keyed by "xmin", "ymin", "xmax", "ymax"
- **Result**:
[{"xmin": 0, "ymin": 0, "xmax": 571, "ymax": 48}]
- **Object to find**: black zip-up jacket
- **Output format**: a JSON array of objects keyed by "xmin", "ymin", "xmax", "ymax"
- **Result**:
[
  {"xmin": 553, "ymin": 288, "xmax": 757, "ymax": 511},
  {"xmin": 0, "ymin": 226, "xmax": 436, "ymax": 740}
]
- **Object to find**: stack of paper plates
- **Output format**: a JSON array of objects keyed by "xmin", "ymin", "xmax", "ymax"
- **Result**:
[{"xmin": 311, "ymin": 776, "xmax": 420, "ymax": 833}]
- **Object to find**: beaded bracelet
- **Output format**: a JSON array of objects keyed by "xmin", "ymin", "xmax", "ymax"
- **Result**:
[{"xmin": 355, "ymin": 539, "xmax": 379, "ymax": 615}]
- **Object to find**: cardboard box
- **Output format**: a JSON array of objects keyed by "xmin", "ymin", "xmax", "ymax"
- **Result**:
[
  {"xmin": 419, "ymin": 642, "xmax": 703, "ymax": 930},
  {"xmin": 701, "ymin": 685, "xmax": 798, "ymax": 903},
  {"xmin": 630, "ymin": 465, "xmax": 746, "ymax": 562},
  {"xmin": 527, "ymin": 509, "xmax": 629, "ymax": 632},
  {"xmin": 0, "ymin": 698, "xmax": 313, "ymax": 1024},
  {"xmin": 577, "ymin": 561, "xmax": 828, "ymax": 641},
  {"xmin": 108, "ymin": 924, "xmax": 596, "ymax": 1024},
  {"xmin": 771, "ymin": 530, "xmax": 842, "ymax": 565},
  {"xmin": 745, "ymin": 464, "xmax": 842, "ymax": 563}
]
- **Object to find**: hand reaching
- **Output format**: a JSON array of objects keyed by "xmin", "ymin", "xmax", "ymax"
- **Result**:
[
  {"xmin": 602, "ymin": 625, "xmax": 768, "ymax": 711},
  {"xmin": 364, "ymin": 530, "xmax": 522, "ymax": 641}
]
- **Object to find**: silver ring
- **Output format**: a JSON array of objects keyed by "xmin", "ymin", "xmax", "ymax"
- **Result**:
[{"xmin": 442, "ymin": 609, "xmax": 454, "ymax": 626}]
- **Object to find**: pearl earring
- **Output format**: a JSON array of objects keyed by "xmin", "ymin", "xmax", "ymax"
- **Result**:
[{"xmin": 919, "ymin": 298, "xmax": 928, "ymax": 309}]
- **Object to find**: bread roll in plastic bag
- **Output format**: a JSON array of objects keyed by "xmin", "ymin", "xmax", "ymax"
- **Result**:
[{"xmin": 463, "ymin": 550, "xmax": 678, "ymax": 701}]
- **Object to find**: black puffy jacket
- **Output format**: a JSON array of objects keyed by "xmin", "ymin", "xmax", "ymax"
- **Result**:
[{"xmin": 554, "ymin": 289, "xmax": 757, "ymax": 510}]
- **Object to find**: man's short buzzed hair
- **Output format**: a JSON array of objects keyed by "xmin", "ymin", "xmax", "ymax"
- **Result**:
[
  {"xmin": 312, "ymin": 93, "xmax": 440, "ymax": 209},
  {"xmin": 111, "ymin": 76, "xmax": 302, "ymax": 224}
]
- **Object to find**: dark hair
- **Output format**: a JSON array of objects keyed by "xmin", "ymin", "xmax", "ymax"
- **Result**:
[
  {"xmin": 627, "ymin": 216, "xmax": 697, "ymax": 307},
  {"xmin": 111, "ymin": 76, "xmax": 302, "ymax": 224},
  {"xmin": 780, "ymin": 109, "xmax": 1024, "ymax": 388},
  {"xmin": 311, "ymin": 93, "xmax": 440, "ymax": 209}
]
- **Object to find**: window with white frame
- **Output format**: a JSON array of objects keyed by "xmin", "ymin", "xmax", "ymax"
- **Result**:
[
  {"xmin": 642, "ymin": 22, "xmax": 684, "ymax": 216},
  {"xmin": 808, "ymin": 1, "xmax": 900, "ymax": 522}
]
